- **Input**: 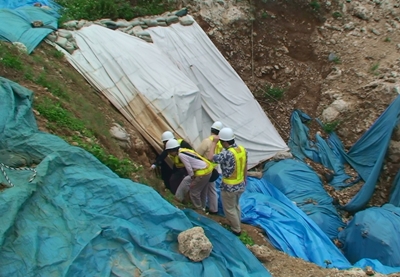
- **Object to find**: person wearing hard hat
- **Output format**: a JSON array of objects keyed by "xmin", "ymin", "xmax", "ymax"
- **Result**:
[
  {"xmin": 165, "ymin": 138, "xmax": 214, "ymax": 210},
  {"xmin": 196, "ymin": 121, "xmax": 224, "ymax": 215},
  {"xmin": 207, "ymin": 127, "xmax": 248, "ymax": 236},
  {"xmin": 150, "ymin": 131, "xmax": 192, "ymax": 194}
]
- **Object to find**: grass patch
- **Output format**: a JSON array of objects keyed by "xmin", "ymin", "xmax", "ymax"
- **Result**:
[
  {"xmin": 384, "ymin": 37, "xmax": 391, "ymax": 42},
  {"xmin": 331, "ymin": 56, "xmax": 341, "ymax": 64},
  {"xmin": 239, "ymin": 231, "xmax": 255, "ymax": 246},
  {"xmin": 263, "ymin": 85, "xmax": 285, "ymax": 100},
  {"xmin": 35, "ymin": 73, "xmax": 69, "ymax": 99},
  {"xmin": 0, "ymin": 52, "xmax": 24, "ymax": 70},
  {"xmin": 309, "ymin": 0, "xmax": 321, "ymax": 11},
  {"xmin": 35, "ymin": 98, "xmax": 140, "ymax": 178},
  {"xmin": 332, "ymin": 11, "xmax": 342, "ymax": 19},
  {"xmin": 370, "ymin": 62, "xmax": 380, "ymax": 75},
  {"xmin": 321, "ymin": 121, "xmax": 340, "ymax": 133}
]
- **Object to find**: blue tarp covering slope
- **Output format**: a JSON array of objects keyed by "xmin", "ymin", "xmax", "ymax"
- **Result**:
[
  {"xmin": 0, "ymin": 77, "xmax": 271, "ymax": 277},
  {"xmin": 332, "ymin": 95, "xmax": 400, "ymax": 212},
  {"xmin": 338, "ymin": 204, "xmax": 400, "ymax": 268},
  {"xmin": 0, "ymin": 6, "xmax": 58, "ymax": 53},
  {"xmin": 262, "ymin": 159, "xmax": 345, "ymax": 239},
  {"xmin": 0, "ymin": 0, "xmax": 61, "ymax": 10},
  {"xmin": 389, "ymin": 171, "xmax": 400, "ymax": 206},
  {"xmin": 240, "ymin": 177, "xmax": 351, "ymax": 269},
  {"xmin": 287, "ymin": 96, "xmax": 400, "ymax": 213}
]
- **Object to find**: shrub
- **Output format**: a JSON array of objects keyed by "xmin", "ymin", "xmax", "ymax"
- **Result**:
[
  {"xmin": 322, "ymin": 121, "xmax": 339, "ymax": 133},
  {"xmin": 264, "ymin": 85, "xmax": 285, "ymax": 100}
]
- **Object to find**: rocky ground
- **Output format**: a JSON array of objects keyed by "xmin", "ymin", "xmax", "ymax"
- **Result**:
[
  {"xmin": 186, "ymin": 0, "xmax": 399, "ymax": 210},
  {"xmin": 176, "ymin": 0, "xmax": 400, "ymax": 275}
]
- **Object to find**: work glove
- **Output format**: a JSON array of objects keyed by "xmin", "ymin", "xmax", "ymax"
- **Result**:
[{"xmin": 150, "ymin": 164, "xmax": 156, "ymax": 170}]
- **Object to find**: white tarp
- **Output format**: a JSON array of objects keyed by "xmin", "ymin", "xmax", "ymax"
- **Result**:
[{"xmin": 58, "ymin": 20, "xmax": 288, "ymax": 168}]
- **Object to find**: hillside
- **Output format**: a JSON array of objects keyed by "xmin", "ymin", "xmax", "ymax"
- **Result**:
[{"xmin": 1, "ymin": 0, "xmax": 400, "ymax": 276}]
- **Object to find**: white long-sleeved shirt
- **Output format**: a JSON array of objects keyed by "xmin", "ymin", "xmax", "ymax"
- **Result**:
[{"xmin": 178, "ymin": 152, "xmax": 208, "ymax": 177}]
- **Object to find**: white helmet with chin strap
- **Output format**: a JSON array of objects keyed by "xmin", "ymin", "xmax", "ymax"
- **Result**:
[
  {"xmin": 211, "ymin": 121, "xmax": 223, "ymax": 131},
  {"xmin": 219, "ymin": 127, "xmax": 235, "ymax": 141},
  {"xmin": 161, "ymin": 131, "xmax": 174, "ymax": 142},
  {"xmin": 165, "ymin": 139, "xmax": 180, "ymax": 150}
]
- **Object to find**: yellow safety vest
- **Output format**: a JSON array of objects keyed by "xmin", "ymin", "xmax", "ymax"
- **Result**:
[
  {"xmin": 179, "ymin": 148, "xmax": 214, "ymax": 176},
  {"xmin": 209, "ymin": 135, "xmax": 223, "ymax": 154},
  {"xmin": 169, "ymin": 139, "xmax": 185, "ymax": 168},
  {"xmin": 222, "ymin": 145, "xmax": 246, "ymax": 185}
]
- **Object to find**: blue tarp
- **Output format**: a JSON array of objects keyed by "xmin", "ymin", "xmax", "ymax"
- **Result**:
[
  {"xmin": 240, "ymin": 177, "xmax": 351, "ymax": 269},
  {"xmin": 0, "ymin": 77, "xmax": 271, "ymax": 276},
  {"xmin": 288, "ymin": 96, "xmax": 400, "ymax": 213},
  {"xmin": 389, "ymin": 171, "xmax": 400, "ymax": 206},
  {"xmin": 0, "ymin": 0, "xmax": 61, "ymax": 10},
  {"xmin": 0, "ymin": 6, "xmax": 58, "ymax": 53},
  {"xmin": 262, "ymin": 159, "xmax": 345, "ymax": 239},
  {"xmin": 338, "ymin": 204, "xmax": 400, "ymax": 267}
]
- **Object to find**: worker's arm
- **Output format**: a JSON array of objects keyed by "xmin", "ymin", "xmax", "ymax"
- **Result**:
[
  {"xmin": 151, "ymin": 150, "xmax": 168, "ymax": 169},
  {"xmin": 207, "ymin": 136, "xmax": 219, "ymax": 161}
]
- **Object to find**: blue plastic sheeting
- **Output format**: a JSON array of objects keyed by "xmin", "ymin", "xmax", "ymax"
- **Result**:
[
  {"xmin": 241, "ymin": 177, "xmax": 351, "ymax": 269},
  {"xmin": 354, "ymin": 259, "xmax": 400, "ymax": 275},
  {"xmin": 287, "ymin": 96, "xmax": 400, "ymax": 213},
  {"xmin": 0, "ymin": 77, "xmax": 271, "ymax": 276},
  {"xmin": 0, "ymin": 0, "xmax": 61, "ymax": 10},
  {"xmin": 0, "ymin": 6, "xmax": 58, "ymax": 53},
  {"xmin": 262, "ymin": 159, "xmax": 345, "ymax": 239},
  {"xmin": 338, "ymin": 204, "xmax": 400, "ymax": 267},
  {"xmin": 331, "ymin": 95, "xmax": 400, "ymax": 212},
  {"xmin": 289, "ymin": 110, "xmax": 355, "ymax": 190},
  {"xmin": 389, "ymin": 171, "xmax": 400, "ymax": 206}
]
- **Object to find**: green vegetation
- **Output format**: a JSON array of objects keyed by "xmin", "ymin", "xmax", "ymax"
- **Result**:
[
  {"xmin": 261, "ymin": 11, "xmax": 268, "ymax": 19},
  {"xmin": 384, "ymin": 37, "xmax": 391, "ymax": 42},
  {"xmin": 55, "ymin": 0, "xmax": 172, "ymax": 23},
  {"xmin": 36, "ymin": 98, "xmax": 140, "ymax": 178},
  {"xmin": 239, "ymin": 231, "xmax": 255, "ymax": 246},
  {"xmin": 309, "ymin": 0, "xmax": 321, "ymax": 11},
  {"xmin": 0, "ymin": 51, "xmax": 24, "ymax": 70},
  {"xmin": 370, "ymin": 62, "xmax": 380, "ymax": 75},
  {"xmin": 263, "ymin": 85, "xmax": 285, "ymax": 100},
  {"xmin": 321, "ymin": 121, "xmax": 340, "ymax": 133},
  {"xmin": 331, "ymin": 56, "xmax": 341, "ymax": 64},
  {"xmin": 332, "ymin": 11, "xmax": 342, "ymax": 19}
]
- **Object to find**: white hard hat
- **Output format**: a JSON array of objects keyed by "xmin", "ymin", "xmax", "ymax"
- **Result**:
[
  {"xmin": 211, "ymin": 121, "xmax": 223, "ymax": 131},
  {"xmin": 161, "ymin": 131, "xmax": 174, "ymax": 142},
  {"xmin": 165, "ymin": 139, "xmax": 180, "ymax": 150},
  {"xmin": 219, "ymin": 127, "xmax": 235, "ymax": 141}
]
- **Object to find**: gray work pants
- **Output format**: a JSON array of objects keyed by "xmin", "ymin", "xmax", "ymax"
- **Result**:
[
  {"xmin": 221, "ymin": 190, "xmax": 244, "ymax": 233},
  {"xmin": 207, "ymin": 182, "xmax": 218, "ymax": 213},
  {"xmin": 175, "ymin": 174, "xmax": 211, "ymax": 210}
]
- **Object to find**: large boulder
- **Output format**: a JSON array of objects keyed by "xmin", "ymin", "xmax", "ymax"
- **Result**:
[{"xmin": 178, "ymin": 227, "xmax": 212, "ymax": 262}]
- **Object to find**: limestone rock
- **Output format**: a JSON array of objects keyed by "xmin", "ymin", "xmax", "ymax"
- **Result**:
[
  {"xmin": 178, "ymin": 227, "xmax": 212, "ymax": 262},
  {"xmin": 322, "ymin": 106, "xmax": 340, "ymax": 122},
  {"xmin": 247, "ymin": 244, "xmax": 274, "ymax": 263}
]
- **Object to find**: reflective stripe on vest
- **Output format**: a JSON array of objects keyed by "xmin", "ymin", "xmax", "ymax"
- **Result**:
[
  {"xmin": 222, "ymin": 145, "xmax": 246, "ymax": 185},
  {"xmin": 179, "ymin": 148, "xmax": 214, "ymax": 176},
  {"xmin": 169, "ymin": 138, "xmax": 185, "ymax": 168},
  {"xmin": 208, "ymin": 135, "xmax": 223, "ymax": 154}
]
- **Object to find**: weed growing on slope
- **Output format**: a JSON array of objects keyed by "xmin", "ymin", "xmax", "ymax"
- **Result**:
[
  {"xmin": 0, "ymin": 47, "xmax": 24, "ymax": 70},
  {"xmin": 321, "ymin": 121, "xmax": 340, "ymax": 133},
  {"xmin": 35, "ymin": 98, "xmax": 140, "ymax": 178},
  {"xmin": 263, "ymin": 85, "xmax": 285, "ymax": 101}
]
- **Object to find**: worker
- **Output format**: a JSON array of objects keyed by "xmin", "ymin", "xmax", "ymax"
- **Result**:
[
  {"xmin": 165, "ymin": 139, "xmax": 214, "ymax": 210},
  {"xmin": 207, "ymin": 127, "xmax": 248, "ymax": 236},
  {"xmin": 196, "ymin": 121, "xmax": 224, "ymax": 215},
  {"xmin": 150, "ymin": 131, "xmax": 192, "ymax": 194}
]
